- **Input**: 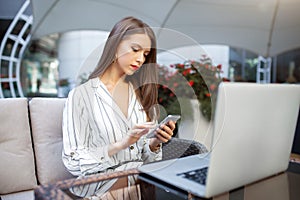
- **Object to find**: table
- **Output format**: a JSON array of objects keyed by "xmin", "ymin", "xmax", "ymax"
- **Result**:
[{"xmin": 34, "ymin": 162, "xmax": 300, "ymax": 200}]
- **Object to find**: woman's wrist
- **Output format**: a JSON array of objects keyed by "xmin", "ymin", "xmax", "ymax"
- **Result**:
[
  {"xmin": 108, "ymin": 141, "xmax": 127, "ymax": 156},
  {"xmin": 149, "ymin": 143, "xmax": 161, "ymax": 152}
]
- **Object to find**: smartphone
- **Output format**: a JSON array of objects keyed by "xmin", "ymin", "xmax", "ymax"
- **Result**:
[{"xmin": 146, "ymin": 115, "xmax": 181, "ymax": 138}]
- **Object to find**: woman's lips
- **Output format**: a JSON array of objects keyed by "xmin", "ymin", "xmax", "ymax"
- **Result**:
[{"xmin": 131, "ymin": 65, "xmax": 139, "ymax": 70}]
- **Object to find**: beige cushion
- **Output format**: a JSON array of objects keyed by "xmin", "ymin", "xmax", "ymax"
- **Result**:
[
  {"xmin": 1, "ymin": 190, "xmax": 34, "ymax": 200},
  {"xmin": 29, "ymin": 98, "xmax": 74, "ymax": 184},
  {"xmin": 0, "ymin": 98, "xmax": 37, "ymax": 194}
]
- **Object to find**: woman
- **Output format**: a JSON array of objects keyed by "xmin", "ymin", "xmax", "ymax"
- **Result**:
[{"xmin": 62, "ymin": 16, "xmax": 176, "ymax": 198}]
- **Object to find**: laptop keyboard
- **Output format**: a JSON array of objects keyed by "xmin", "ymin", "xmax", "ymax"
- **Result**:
[{"xmin": 177, "ymin": 167, "xmax": 208, "ymax": 185}]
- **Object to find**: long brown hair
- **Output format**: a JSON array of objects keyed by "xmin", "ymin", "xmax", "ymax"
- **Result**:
[{"xmin": 89, "ymin": 16, "xmax": 158, "ymax": 120}]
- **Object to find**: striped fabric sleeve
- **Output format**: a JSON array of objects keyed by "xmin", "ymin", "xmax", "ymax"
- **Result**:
[
  {"xmin": 141, "ymin": 137, "xmax": 162, "ymax": 164},
  {"xmin": 62, "ymin": 88, "xmax": 117, "ymax": 176}
]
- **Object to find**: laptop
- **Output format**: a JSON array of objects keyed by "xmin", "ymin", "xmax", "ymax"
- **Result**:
[{"xmin": 138, "ymin": 82, "xmax": 300, "ymax": 198}]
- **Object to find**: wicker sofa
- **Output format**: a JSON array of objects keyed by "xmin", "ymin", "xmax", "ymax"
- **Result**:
[{"xmin": 0, "ymin": 98, "xmax": 207, "ymax": 200}]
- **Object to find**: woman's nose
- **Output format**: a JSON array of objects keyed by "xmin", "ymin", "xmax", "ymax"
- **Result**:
[{"xmin": 136, "ymin": 52, "xmax": 145, "ymax": 63}]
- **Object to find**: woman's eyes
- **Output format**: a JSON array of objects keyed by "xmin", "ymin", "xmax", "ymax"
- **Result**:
[
  {"xmin": 132, "ymin": 47, "xmax": 139, "ymax": 52},
  {"xmin": 131, "ymin": 47, "xmax": 149, "ymax": 57}
]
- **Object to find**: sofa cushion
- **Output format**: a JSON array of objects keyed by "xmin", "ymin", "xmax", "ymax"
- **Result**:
[
  {"xmin": 0, "ymin": 98, "xmax": 37, "ymax": 194},
  {"xmin": 29, "ymin": 98, "xmax": 74, "ymax": 184},
  {"xmin": 0, "ymin": 190, "xmax": 34, "ymax": 200}
]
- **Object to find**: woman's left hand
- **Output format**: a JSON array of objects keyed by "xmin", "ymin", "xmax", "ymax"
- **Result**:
[{"xmin": 149, "ymin": 120, "xmax": 176, "ymax": 150}]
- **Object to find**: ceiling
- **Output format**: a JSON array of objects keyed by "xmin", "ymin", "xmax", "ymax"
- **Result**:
[{"xmin": 30, "ymin": 0, "xmax": 300, "ymax": 57}]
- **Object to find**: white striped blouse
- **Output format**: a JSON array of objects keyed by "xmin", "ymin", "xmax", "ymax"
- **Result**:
[{"xmin": 62, "ymin": 78, "xmax": 162, "ymax": 177}]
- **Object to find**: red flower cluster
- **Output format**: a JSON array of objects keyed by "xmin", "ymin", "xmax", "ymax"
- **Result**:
[{"xmin": 157, "ymin": 56, "xmax": 223, "ymax": 121}]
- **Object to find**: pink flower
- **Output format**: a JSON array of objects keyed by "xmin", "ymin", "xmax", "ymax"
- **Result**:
[{"xmin": 209, "ymin": 84, "xmax": 216, "ymax": 91}]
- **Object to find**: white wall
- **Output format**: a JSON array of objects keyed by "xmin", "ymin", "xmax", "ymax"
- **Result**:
[{"xmin": 57, "ymin": 30, "xmax": 108, "ymax": 85}]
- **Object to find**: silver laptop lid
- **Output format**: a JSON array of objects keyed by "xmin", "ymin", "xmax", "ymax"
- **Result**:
[{"xmin": 206, "ymin": 82, "xmax": 300, "ymax": 197}]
